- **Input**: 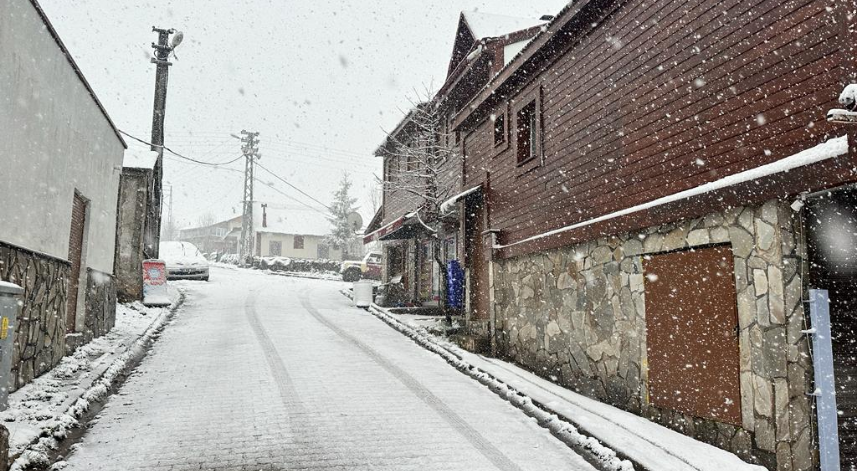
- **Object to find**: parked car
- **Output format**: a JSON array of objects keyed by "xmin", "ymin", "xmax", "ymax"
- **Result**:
[
  {"xmin": 340, "ymin": 252, "xmax": 381, "ymax": 282},
  {"xmin": 159, "ymin": 241, "xmax": 210, "ymax": 281}
]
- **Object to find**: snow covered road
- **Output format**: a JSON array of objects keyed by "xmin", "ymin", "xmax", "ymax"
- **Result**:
[{"xmin": 61, "ymin": 267, "xmax": 596, "ymax": 470}]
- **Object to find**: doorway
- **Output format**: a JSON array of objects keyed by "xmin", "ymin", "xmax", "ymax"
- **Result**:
[
  {"xmin": 464, "ymin": 193, "xmax": 489, "ymax": 321},
  {"xmin": 66, "ymin": 193, "xmax": 87, "ymax": 333},
  {"xmin": 643, "ymin": 245, "xmax": 742, "ymax": 425},
  {"xmin": 805, "ymin": 189, "xmax": 857, "ymax": 467}
]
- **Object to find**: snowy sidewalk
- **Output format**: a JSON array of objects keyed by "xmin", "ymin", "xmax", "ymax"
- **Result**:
[
  {"xmin": 377, "ymin": 308, "xmax": 766, "ymax": 471},
  {"xmin": 1, "ymin": 289, "xmax": 182, "ymax": 469}
]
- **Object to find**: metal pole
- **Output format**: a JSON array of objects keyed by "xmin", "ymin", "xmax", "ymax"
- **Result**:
[{"xmin": 238, "ymin": 131, "xmax": 259, "ymax": 265}]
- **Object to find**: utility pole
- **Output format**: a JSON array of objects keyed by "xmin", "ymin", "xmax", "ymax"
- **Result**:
[
  {"xmin": 238, "ymin": 130, "xmax": 260, "ymax": 265},
  {"xmin": 161, "ymin": 183, "xmax": 174, "ymax": 241},
  {"xmin": 146, "ymin": 27, "xmax": 183, "ymax": 259}
]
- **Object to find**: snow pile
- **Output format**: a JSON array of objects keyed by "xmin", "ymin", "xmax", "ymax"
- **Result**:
[
  {"xmin": 367, "ymin": 304, "xmax": 634, "ymax": 471},
  {"xmin": 838, "ymin": 84, "xmax": 857, "ymax": 109},
  {"xmin": 3, "ymin": 298, "xmax": 181, "ymax": 470}
]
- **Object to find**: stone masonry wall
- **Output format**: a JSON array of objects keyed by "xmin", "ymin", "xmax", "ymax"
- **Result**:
[
  {"xmin": 84, "ymin": 268, "xmax": 116, "ymax": 340},
  {"xmin": 492, "ymin": 199, "xmax": 814, "ymax": 471},
  {"xmin": 0, "ymin": 242, "xmax": 69, "ymax": 390}
]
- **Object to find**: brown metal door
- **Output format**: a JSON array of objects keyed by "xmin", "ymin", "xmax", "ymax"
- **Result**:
[
  {"xmin": 643, "ymin": 246, "xmax": 742, "ymax": 425},
  {"xmin": 465, "ymin": 195, "xmax": 489, "ymax": 320},
  {"xmin": 66, "ymin": 193, "xmax": 86, "ymax": 333}
]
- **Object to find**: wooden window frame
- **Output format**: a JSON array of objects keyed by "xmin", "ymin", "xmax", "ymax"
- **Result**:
[
  {"xmin": 269, "ymin": 240, "xmax": 282, "ymax": 256},
  {"xmin": 493, "ymin": 110, "xmax": 507, "ymax": 148},
  {"xmin": 512, "ymin": 86, "xmax": 543, "ymax": 174},
  {"xmin": 293, "ymin": 235, "xmax": 305, "ymax": 250}
]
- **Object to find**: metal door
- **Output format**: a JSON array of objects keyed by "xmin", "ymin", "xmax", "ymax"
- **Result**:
[{"xmin": 643, "ymin": 246, "xmax": 742, "ymax": 425}]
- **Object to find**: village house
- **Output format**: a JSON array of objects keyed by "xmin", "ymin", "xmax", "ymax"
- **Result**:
[
  {"xmin": 442, "ymin": 0, "xmax": 857, "ymax": 469},
  {"xmin": 0, "ymin": 0, "xmax": 125, "ymax": 387},
  {"xmin": 365, "ymin": 12, "xmax": 550, "ymax": 308},
  {"xmin": 181, "ymin": 203, "xmax": 344, "ymax": 261}
]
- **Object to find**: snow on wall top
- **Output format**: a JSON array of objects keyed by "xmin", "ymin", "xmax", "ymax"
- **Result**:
[
  {"xmin": 122, "ymin": 143, "xmax": 158, "ymax": 169},
  {"xmin": 254, "ymin": 204, "xmax": 332, "ymax": 237},
  {"xmin": 461, "ymin": 11, "xmax": 546, "ymax": 40},
  {"xmin": 496, "ymin": 135, "xmax": 850, "ymax": 250}
]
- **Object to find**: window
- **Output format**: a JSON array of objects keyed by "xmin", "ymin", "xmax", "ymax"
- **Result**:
[
  {"xmin": 493, "ymin": 113, "xmax": 506, "ymax": 146},
  {"xmin": 269, "ymin": 240, "xmax": 282, "ymax": 256},
  {"xmin": 293, "ymin": 235, "xmax": 304, "ymax": 249},
  {"xmin": 516, "ymin": 100, "xmax": 538, "ymax": 164}
]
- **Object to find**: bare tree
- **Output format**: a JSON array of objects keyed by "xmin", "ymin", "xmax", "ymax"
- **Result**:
[{"xmin": 379, "ymin": 92, "xmax": 460, "ymax": 313}]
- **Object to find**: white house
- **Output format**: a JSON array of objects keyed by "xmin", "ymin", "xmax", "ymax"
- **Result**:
[{"xmin": 0, "ymin": 0, "xmax": 126, "ymax": 388}]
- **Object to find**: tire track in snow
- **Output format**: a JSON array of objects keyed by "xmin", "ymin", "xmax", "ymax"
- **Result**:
[
  {"xmin": 244, "ymin": 290, "xmax": 332, "ymax": 462},
  {"xmin": 298, "ymin": 294, "xmax": 525, "ymax": 471}
]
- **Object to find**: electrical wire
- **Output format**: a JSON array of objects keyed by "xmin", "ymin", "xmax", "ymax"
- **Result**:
[
  {"xmin": 255, "ymin": 161, "xmax": 332, "ymax": 211},
  {"xmin": 119, "ymin": 130, "xmax": 244, "ymax": 166}
]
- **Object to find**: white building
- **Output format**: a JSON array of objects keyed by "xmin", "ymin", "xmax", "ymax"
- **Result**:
[{"xmin": 0, "ymin": 0, "xmax": 126, "ymax": 387}]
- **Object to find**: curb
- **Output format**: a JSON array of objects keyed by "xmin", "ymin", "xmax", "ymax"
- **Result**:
[
  {"xmin": 353, "ymin": 295, "xmax": 636, "ymax": 471},
  {"xmin": 9, "ymin": 293, "xmax": 186, "ymax": 471}
]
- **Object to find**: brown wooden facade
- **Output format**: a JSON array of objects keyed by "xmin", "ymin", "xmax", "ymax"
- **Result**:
[{"xmin": 453, "ymin": 0, "xmax": 857, "ymax": 259}]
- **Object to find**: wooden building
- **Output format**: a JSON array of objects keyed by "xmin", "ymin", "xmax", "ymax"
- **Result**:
[
  {"xmin": 365, "ymin": 11, "xmax": 549, "ymax": 307},
  {"xmin": 443, "ymin": 0, "xmax": 857, "ymax": 469}
]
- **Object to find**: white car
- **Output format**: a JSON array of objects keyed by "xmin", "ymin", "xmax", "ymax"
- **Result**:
[{"xmin": 159, "ymin": 241, "xmax": 210, "ymax": 281}]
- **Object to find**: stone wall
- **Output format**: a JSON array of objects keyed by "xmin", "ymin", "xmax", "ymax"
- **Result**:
[
  {"xmin": 0, "ymin": 241, "xmax": 69, "ymax": 390},
  {"xmin": 492, "ymin": 199, "xmax": 814, "ymax": 471},
  {"xmin": 83, "ymin": 268, "xmax": 116, "ymax": 340}
]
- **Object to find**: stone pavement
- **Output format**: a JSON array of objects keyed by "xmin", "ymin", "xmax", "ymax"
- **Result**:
[{"xmin": 61, "ymin": 267, "xmax": 596, "ymax": 471}]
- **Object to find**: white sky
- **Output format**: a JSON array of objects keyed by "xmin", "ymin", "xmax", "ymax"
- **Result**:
[{"xmin": 39, "ymin": 0, "xmax": 569, "ymax": 229}]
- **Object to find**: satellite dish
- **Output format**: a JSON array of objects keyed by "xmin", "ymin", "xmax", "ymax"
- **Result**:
[
  {"xmin": 346, "ymin": 212, "xmax": 363, "ymax": 232},
  {"xmin": 170, "ymin": 31, "xmax": 184, "ymax": 49}
]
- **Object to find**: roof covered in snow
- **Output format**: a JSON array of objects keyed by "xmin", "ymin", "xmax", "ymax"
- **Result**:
[
  {"xmin": 461, "ymin": 11, "xmax": 546, "ymax": 39},
  {"xmin": 254, "ymin": 205, "xmax": 333, "ymax": 237}
]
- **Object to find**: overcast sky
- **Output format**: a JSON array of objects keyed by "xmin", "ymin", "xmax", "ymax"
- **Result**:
[{"xmin": 39, "ymin": 0, "xmax": 569, "ymax": 229}]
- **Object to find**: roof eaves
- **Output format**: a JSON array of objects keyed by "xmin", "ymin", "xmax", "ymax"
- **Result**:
[
  {"xmin": 29, "ymin": 0, "xmax": 128, "ymax": 149},
  {"xmin": 449, "ymin": 0, "xmax": 592, "ymax": 131}
]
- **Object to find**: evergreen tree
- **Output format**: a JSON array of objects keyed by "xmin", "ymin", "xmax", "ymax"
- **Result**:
[{"xmin": 327, "ymin": 173, "xmax": 359, "ymax": 259}]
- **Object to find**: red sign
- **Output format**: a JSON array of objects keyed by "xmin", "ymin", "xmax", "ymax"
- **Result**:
[{"xmin": 143, "ymin": 260, "xmax": 167, "ymax": 286}]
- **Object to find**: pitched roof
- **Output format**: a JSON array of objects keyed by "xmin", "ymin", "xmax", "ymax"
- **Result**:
[
  {"xmin": 255, "ymin": 205, "xmax": 333, "ymax": 237},
  {"xmin": 460, "ymin": 11, "xmax": 547, "ymax": 40}
]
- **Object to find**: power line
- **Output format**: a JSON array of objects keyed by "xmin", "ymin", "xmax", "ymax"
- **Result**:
[
  {"xmin": 255, "ymin": 161, "xmax": 332, "ymax": 211},
  {"xmin": 120, "ymin": 130, "xmax": 244, "ymax": 166}
]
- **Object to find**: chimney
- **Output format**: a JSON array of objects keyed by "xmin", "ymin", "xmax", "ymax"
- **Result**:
[{"xmin": 261, "ymin": 203, "xmax": 268, "ymax": 228}]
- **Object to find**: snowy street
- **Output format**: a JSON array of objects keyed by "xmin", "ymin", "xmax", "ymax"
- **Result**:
[{"xmin": 61, "ymin": 267, "xmax": 596, "ymax": 471}]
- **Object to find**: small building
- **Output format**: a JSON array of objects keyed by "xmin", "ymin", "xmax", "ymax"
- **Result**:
[
  {"xmin": 0, "ymin": 0, "xmax": 125, "ymax": 387},
  {"xmin": 181, "ymin": 203, "xmax": 343, "ymax": 261}
]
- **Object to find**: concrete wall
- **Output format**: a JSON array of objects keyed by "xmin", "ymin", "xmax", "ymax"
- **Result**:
[
  {"xmin": 492, "ymin": 199, "xmax": 814, "ymax": 471},
  {"xmin": 114, "ymin": 170, "xmax": 150, "ymax": 302},
  {"xmin": 0, "ymin": 0, "xmax": 124, "ymax": 274},
  {"xmin": 258, "ymin": 232, "xmax": 342, "ymax": 261}
]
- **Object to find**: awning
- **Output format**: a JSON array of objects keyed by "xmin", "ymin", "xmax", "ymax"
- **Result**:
[
  {"xmin": 363, "ymin": 211, "xmax": 434, "ymax": 244},
  {"xmin": 439, "ymin": 184, "xmax": 482, "ymax": 215}
]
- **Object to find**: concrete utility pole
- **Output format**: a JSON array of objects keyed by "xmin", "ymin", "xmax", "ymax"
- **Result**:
[
  {"xmin": 146, "ymin": 27, "xmax": 183, "ymax": 258},
  {"xmin": 238, "ymin": 131, "xmax": 260, "ymax": 265}
]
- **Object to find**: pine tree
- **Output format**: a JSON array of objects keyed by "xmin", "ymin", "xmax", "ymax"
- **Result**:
[{"xmin": 327, "ymin": 173, "xmax": 359, "ymax": 259}]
